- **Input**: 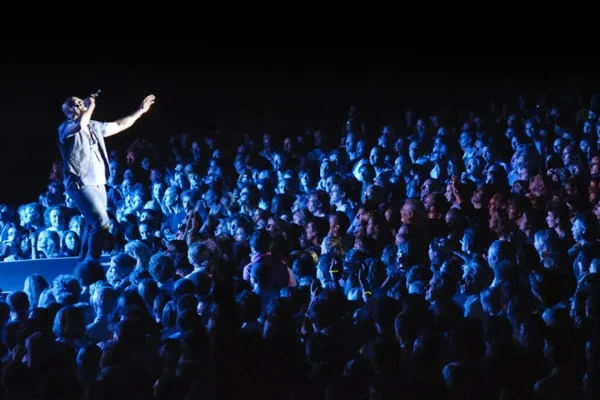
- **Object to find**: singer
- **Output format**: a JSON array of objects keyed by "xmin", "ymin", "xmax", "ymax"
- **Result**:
[{"xmin": 58, "ymin": 92, "xmax": 156, "ymax": 261}]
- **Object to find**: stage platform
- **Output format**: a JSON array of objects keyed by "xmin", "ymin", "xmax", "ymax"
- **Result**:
[{"xmin": 0, "ymin": 256, "xmax": 110, "ymax": 293}]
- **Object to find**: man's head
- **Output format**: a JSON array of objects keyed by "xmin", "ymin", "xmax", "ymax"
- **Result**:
[
  {"xmin": 107, "ymin": 253, "xmax": 136, "ymax": 285},
  {"xmin": 62, "ymin": 97, "xmax": 87, "ymax": 120},
  {"xmin": 250, "ymin": 262, "xmax": 271, "ymax": 287},
  {"xmin": 460, "ymin": 258, "xmax": 493, "ymax": 296},
  {"xmin": 91, "ymin": 286, "xmax": 118, "ymax": 316},
  {"xmin": 425, "ymin": 271, "xmax": 455, "ymax": 303},
  {"xmin": 572, "ymin": 212, "xmax": 598, "ymax": 243}
]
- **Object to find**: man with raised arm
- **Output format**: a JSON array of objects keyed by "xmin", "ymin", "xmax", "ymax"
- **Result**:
[{"xmin": 58, "ymin": 92, "xmax": 155, "ymax": 261}]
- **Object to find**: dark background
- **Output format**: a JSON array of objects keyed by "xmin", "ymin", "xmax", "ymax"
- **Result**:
[{"xmin": 0, "ymin": 44, "xmax": 591, "ymax": 205}]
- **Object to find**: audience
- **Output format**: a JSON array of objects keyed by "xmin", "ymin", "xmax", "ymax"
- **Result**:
[{"xmin": 0, "ymin": 91, "xmax": 599, "ymax": 399}]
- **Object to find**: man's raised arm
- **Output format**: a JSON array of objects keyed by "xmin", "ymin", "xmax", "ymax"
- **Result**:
[{"xmin": 104, "ymin": 94, "xmax": 156, "ymax": 138}]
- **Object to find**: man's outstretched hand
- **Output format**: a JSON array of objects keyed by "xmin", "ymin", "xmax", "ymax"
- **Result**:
[{"xmin": 140, "ymin": 95, "xmax": 156, "ymax": 113}]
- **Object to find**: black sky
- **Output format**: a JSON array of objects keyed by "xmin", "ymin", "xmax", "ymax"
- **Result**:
[{"xmin": 0, "ymin": 43, "xmax": 590, "ymax": 205}]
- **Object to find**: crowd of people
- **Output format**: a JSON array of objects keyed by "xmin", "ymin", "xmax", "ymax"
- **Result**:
[{"xmin": 0, "ymin": 92, "xmax": 598, "ymax": 400}]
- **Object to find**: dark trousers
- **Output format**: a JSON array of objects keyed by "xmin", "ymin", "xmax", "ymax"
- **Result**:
[{"xmin": 66, "ymin": 184, "xmax": 110, "ymax": 261}]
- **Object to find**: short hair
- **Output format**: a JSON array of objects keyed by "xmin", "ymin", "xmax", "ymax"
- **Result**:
[
  {"xmin": 53, "ymin": 305, "xmax": 85, "ymax": 340},
  {"xmin": 74, "ymin": 260, "xmax": 105, "ymax": 287},
  {"xmin": 62, "ymin": 97, "xmax": 76, "ymax": 118},
  {"xmin": 149, "ymin": 252, "xmax": 175, "ymax": 284},
  {"xmin": 488, "ymin": 240, "xmax": 517, "ymax": 267},
  {"xmin": 574, "ymin": 212, "xmax": 599, "ymax": 240},
  {"xmin": 249, "ymin": 230, "xmax": 271, "ymax": 254},
  {"xmin": 6, "ymin": 291, "xmax": 29, "ymax": 314},
  {"xmin": 111, "ymin": 252, "xmax": 137, "ymax": 269},
  {"xmin": 91, "ymin": 286, "xmax": 118, "ymax": 314},
  {"xmin": 321, "ymin": 236, "xmax": 343, "ymax": 258},
  {"xmin": 176, "ymin": 294, "xmax": 198, "ymax": 314},
  {"xmin": 250, "ymin": 262, "xmax": 271, "ymax": 284},
  {"xmin": 236, "ymin": 290, "xmax": 261, "ymax": 322},
  {"xmin": 52, "ymin": 274, "xmax": 81, "ymax": 301},
  {"xmin": 188, "ymin": 242, "xmax": 210, "ymax": 265},
  {"xmin": 329, "ymin": 211, "xmax": 350, "ymax": 234}
]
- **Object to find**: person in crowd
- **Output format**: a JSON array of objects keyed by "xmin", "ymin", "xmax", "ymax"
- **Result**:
[{"xmin": 1, "ymin": 90, "xmax": 600, "ymax": 400}]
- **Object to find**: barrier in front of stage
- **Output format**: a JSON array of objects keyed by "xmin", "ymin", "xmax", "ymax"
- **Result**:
[{"xmin": 0, "ymin": 256, "xmax": 110, "ymax": 293}]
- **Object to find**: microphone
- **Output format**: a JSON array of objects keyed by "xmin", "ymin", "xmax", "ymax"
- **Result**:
[{"xmin": 90, "ymin": 90, "xmax": 101, "ymax": 99}]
